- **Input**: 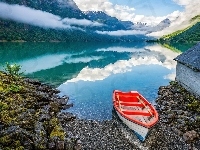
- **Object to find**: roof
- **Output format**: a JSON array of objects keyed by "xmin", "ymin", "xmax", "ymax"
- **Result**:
[{"xmin": 174, "ymin": 42, "xmax": 200, "ymax": 71}]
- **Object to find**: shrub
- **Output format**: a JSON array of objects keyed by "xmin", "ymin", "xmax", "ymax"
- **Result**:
[{"xmin": 4, "ymin": 62, "xmax": 23, "ymax": 77}]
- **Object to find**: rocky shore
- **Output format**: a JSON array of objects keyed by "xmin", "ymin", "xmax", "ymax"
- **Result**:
[
  {"xmin": 0, "ymin": 71, "xmax": 78, "ymax": 149},
  {"xmin": 0, "ymin": 71, "xmax": 199, "ymax": 150},
  {"xmin": 144, "ymin": 81, "xmax": 200, "ymax": 150}
]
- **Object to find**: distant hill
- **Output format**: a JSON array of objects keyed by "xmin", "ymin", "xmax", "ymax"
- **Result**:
[
  {"xmin": 152, "ymin": 18, "xmax": 171, "ymax": 32},
  {"xmin": 0, "ymin": 1, "xmax": 149, "ymax": 42},
  {"xmin": 84, "ymin": 11, "xmax": 127, "ymax": 31},
  {"xmin": 119, "ymin": 21, "xmax": 134, "ymax": 30},
  {"xmin": 132, "ymin": 18, "xmax": 171, "ymax": 33},
  {"xmin": 1, "ymin": 0, "xmax": 87, "ymax": 19},
  {"xmin": 159, "ymin": 15, "xmax": 200, "ymax": 43}
]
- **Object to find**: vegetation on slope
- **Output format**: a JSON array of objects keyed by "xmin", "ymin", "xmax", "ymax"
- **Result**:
[
  {"xmin": 159, "ymin": 15, "xmax": 200, "ymax": 43},
  {"xmin": 0, "ymin": 64, "xmax": 77, "ymax": 149}
]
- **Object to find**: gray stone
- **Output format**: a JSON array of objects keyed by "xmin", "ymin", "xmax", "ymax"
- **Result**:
[
  {"xmin": 56, "ymin": 141, "xmax": 65, "ymax": 150},
  {"xmin": 74, "ymin": 140, "xmax": 82, "ymax": 150},
  {"xmin": 183, "ymin": 130, "xmax": 198, "ymax": 142}
]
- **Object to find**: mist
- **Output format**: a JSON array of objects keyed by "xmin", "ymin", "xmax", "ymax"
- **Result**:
[
  {"xmin": 96, "ymin": 30, "xmax": 147, "ymax": 36},
  {"xmin": 149, "ymin": 0, "xmax": 200, "ymax": 37},
  {"xmin": 0, "ymin": 2, "xmax": 102, "ymax": 30}
]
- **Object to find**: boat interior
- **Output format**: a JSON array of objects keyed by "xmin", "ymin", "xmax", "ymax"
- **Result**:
[{"xmin": 114, "ymin": 91, "xmax": 157, "ymax": 124}]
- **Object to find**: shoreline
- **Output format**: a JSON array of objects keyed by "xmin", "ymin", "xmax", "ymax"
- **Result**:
[{"xmin": 0, "ymin": 72, "xmax": 199, "ymax": 149}]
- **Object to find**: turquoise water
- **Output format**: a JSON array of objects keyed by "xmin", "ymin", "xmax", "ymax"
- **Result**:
[{"xmin": 0, "ymin": 42, "xmax": 182, "ymax": 120}]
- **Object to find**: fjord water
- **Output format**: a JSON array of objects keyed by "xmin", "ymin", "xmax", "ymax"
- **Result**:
[{"xmin": 0, "ymin": 42, "xmax": 182, "ymax": 120}]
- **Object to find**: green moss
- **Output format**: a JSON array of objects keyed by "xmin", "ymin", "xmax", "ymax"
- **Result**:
[
  {"xmin": 0, "ymin": 135, "xmax": 11, "ymax": 144},
  {"xmin": 50, "ymin": 125, "xmax": 66, "ymax": 140},
  {"xmin": 16, "ymin": 146, "xmax": 25, "ymax": 150},
  {"xmin": 0, "ymin": 101, "xmax": 8, "ymax": 111},
  {"xmin": 0, "ymin": 110, "xmax": 14, "ymax": 124},
  {"xmin": 169, "ymin": 81, "xmax": 177, "ymax": 86},
  {"xmin": 7, "ymin": 83, "xmax": 23, "ymax": 93},
  {"xmin": 187, "ymin": 100, "xmax": 200, "ymax": 112},
  {"xmin": 49, "ymin": 117, "xmax": 59, "ymax": 127},
  {"xmin": 3, "ymin": 147, "xmax": 12, "ymax": 150}
]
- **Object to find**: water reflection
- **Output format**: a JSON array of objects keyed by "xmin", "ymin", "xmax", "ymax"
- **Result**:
[
  {"xmin": 0, "ymin": 42, "xmax": 149, "ymax": 86},
  {"xmin": 57, "ymin": 43, "xmax": 180, "ymax": 120},
  {"xmin": 0, "ymin": 42, "xmax": 181, "ymax": 120}
]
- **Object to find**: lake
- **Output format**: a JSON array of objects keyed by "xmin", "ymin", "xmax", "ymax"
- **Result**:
[{"xmin": 0, "ymin": 42, "xmax": 189, "ymax": 120}]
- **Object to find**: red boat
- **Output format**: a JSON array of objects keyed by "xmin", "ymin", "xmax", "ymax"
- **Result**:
[{"xmin": 113, "ymin": 90, "xmax": 159, "ymax": 141}]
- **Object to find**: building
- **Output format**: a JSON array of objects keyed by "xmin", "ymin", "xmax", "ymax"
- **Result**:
[{"xmin": 174, "ymin": 42, "xmax": 200, "ymax": 97}]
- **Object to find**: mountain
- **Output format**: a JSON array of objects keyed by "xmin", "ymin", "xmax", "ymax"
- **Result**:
[
  {"xmin": 119, "ymin": 21, "xmax": 134, "ymax": 30},
  {"xmin": 84, "ymin": 11, "xmax": 126, "ymax": 31},
  {"xmin": 153, "ymin": 18, "xmax": 171, "ymax": 32},
  {"xmin": 1, "ymin": 0, "xmax": 87, "ymax": 19},
  {"xmin": 0, "ymin": 1, "xmax": 149, "ymax": 42},
  {"xmin": 159, "ymin": 15, "xmax": 200, "ymax": 43},
  {"xmin": 133, "ymin": 18, "xmax": 171, "ymax": 33}
]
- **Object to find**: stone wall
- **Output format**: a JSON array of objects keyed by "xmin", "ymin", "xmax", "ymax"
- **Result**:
[{"xmin": 176, "ymin": 62, "xmax": 200, "ymax": 98}]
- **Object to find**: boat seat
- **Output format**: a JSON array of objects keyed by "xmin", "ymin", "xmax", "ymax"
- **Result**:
[
  {"xmin": 119, "ymin": 101, "xmax": 143, "ymax": 107},
  {"xmin": 137, "ymin": 96, "xmax": 153, "ymax": 117}
]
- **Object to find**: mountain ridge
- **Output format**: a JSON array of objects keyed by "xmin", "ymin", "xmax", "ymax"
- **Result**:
[
  {"xmin": 0, "ymin": 1, "xmax": 150, "ymax": 42},
  {"xmin": 159, "ymin": 15, "xmax": 200, "ymax": 43}
]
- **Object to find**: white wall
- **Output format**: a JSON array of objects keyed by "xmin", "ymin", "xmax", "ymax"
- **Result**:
[{"xmin": 176, "ymin": 62, "xmax": 200, "ymax": 98}]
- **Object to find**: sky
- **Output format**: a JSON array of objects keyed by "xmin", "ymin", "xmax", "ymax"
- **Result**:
[
  {"xmin": 73, "ymin": 0, "xmax": 200, "ymax": 36},
  {"xmin": 73, "ymin": 0, "xmax": 185, "ymax": 25},
  {"xmin": 109, "ymin": 0, "xmax": 183, "ymax": 16}
]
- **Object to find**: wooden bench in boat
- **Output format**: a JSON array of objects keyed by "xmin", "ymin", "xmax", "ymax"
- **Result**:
[
  {"xmin": 137, "ymin": 96, "xmax": 153, "ymax": 117},
  {"xmin": 116, "ymin": 94, "xmax": 154, "ymax": 121}
]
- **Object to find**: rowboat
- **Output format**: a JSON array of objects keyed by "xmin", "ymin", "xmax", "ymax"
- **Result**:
[{"xmin": 113, "ymin": 90, "xmax": 158, "ymax": 141}]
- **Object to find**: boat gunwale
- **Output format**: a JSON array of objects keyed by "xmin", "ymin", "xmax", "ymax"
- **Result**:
[{"xmin": 113, "ymin": 90, "xmax": 159, "ymax": 128}]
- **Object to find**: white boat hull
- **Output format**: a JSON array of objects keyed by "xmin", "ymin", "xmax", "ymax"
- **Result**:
[{"xmin": 116, "ymin": 111, "xmax": 149, "ymax": 141}]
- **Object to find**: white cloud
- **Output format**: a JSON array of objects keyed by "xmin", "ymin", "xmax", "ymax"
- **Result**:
[
  {"xmin": 145, "ymin": 44, "xmax": 180, "ymax": 69},
  {"xmin": 17, "ymin": 54, "xmax": 104, "ymax": 74},
  {"xmin": 62, "ymin": 18, "xmax": 103, "ymax": 26},
  {"xmin": 73, "ymin": 0, "xmax": 181, "ymax": 26},
  {"xmin": 0, "ymin": 2, "xmax": 101, "ymax": 30},
  {"xmin": 149, "ymin": 1, "xmax": 200, "ymax": 37},
  {"xmin": 96, "ymin": 46, "xmax": 146, "ymax": 53},
  {"xmin": 63, "ymin": 44, "xmax": 179, "ymax": 83},
  {"xmin": 74, "ymin": 0, "xmax": 135, "ymax": 21},
  {"xmin": 74, "ymin": 0, "xmax": 200, "ymax": 31},
  {"xmin": 18, "ymin": 54, "xmax": 68, "ymax": 74},
  {"xmin": 96, "ymin": 30, "xmax": 146, "ymax": 36},
  {"xmin": 164, "ymin": 73, "xmax": 176, "ymax": 80},
  {"xmin": 65, "ymin": 56, "xmax": 103, "ymax": 64},
  {"xmin": 65, "ymin": 56, "xmax": 162, "ymax": 82}
]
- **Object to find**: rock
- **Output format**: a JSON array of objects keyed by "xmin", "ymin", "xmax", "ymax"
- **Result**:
[
  {"xmin": 171, "ymin": 127, "xmax": 183, "ymax": 136},
  {"xmin": 58, "ymin": 112, "xmax": 76, "ymax": 122},
  {"xmin": 64, "ymin": 138, "xmax": 75, "ymax": 150},
  {"xmin": 56, "ymin": 141, "xmax": 65, "ymax": 150},
  {"xmin": 34, "ymin": 122, "xmax": 48, "ymax": 149},
  {"xmin": 168, "ymin": 113, "xmax": 175, "ymax": 119},
  {"xmin": 24, "ymin": 78, "xmax": 41, "ymax": 85},
  {"xmin": 57, "ymin": 98, "xmax": 68, "ymax": 106},
  {"xmin": 177, "ymin": 119, "xmax": 185, "ymax": 125},
  {"xmin": 39, "ymin": 113, "xmax": 51, "ymax": 122},
  {"xmin": 183, "ymin": 130, "xmax": 198, "ymax": 142},
  {"xmin": 74, "ymin": 139, "xmax": 82, "ymax": 150},
  {"xmin": 176, "ymin": 110, "xmax": 184, "ymax": 115},
  {"xmin": 0, "ymin": 124, "xmax": 4, "ymax": 131},
  {"xmin": 63, "ymin": 103, "xmax": 73, "ymax": 110},
  {"xmin": 48, "ymin": 141, "xmax": 56, "ymax": 149}
]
